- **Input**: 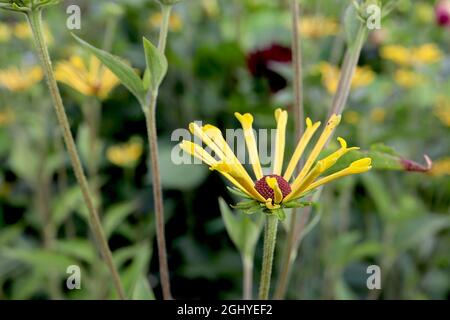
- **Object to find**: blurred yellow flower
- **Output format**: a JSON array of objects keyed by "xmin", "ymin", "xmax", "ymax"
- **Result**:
[
  {"xmin": 0, "ymin": 108, "xmax": 15, "ymax": 126},
  {"xmin": 14, "ymin": 21, "xmax": 53, "ymax": 44},
  {"xmin": 343, "ymin": 110, "xmax": 360, "ymax": 125},
  {"xmin": 434, "ymin": 95, "xmax": 450, "ymax": 127},
  {"xmin": 0, "ymin": 23, "xmax": 12, "ymax": 42},
  {"xmin": 0, "ymin": 66, "xmax": 43, "ymax": 92},
  {"xmin": 0, "ymin": 182, "xmax": 12, "ymax": 199},
  {"xmin": 149, "ymin": 12, "xmax": 183, "ymax": 32},
  {"xmin": 318, "ymin": 62, "xmax": 375, "ymax": 94},
  {"xmin": 55, "ymin": 55, "xmax": 120, "ymax": 100},
  {"xmin": 394, "ymin": 69, "xmax": 424, "ymax": 88},
  {"xmin": 201, "ymin": 0, "xmax": 219, "ymax": 17},
  {"xmin": 300, "ymin": 16, "xmax": 339, "ymax": 38},
  {"xmin": 107, "ymin": 138, "xmax": 143, "ymax": 167},
  {"xmin": 380, "ymin": 43, "xmax": 443, "ymax": 66},
  {"xmin": 415, "ymin": 3, "xmax": 434, "ymax": 23},
  {"xmin": 370, "ymin": 107, "xmax": 386, "ymax": 123},
  {"xmin": 429, "ymin": 158, "xmax": 450, "ymax": 177}
]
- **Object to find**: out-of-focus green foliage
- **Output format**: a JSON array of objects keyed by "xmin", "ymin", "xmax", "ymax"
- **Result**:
[{"xmin": 0, "ymin": 0, "xmax": 448, "ymax": 300}]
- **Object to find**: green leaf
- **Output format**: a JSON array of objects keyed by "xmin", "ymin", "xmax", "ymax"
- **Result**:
[
  {"xmin": 283, "ymin": 200, "xmax": 312, "ymax": 209},
  {"xmin": 132, "ymin": 274, "xmax": 155, "ymax": 300},
  {"xmin": 103, "ymin": 201, "xmax": 137, "ymax": 239},
  {"xmin": 52, "ymin": 185, "xmax": 83, "ymax": 228},
  {"xmin": 0, "ymin": 248, "xmax": 78, "ymax": 274},
  {"xmin": 118, "ymin": 242, "xmax": 152, "ymax": 299},
  {"xmin": 72, "ymin": 33, "xmax": 146, "ymax": 105},
  {"xmin": 231, "ymin": 199, "xmax": 259, "ymax": 210},
  {"xmin": 53, "ymin": 239, "xmax": 96, "ymax": 264},
  {"xmin": 219, "ymin": 197, "xmax": 263, "ymax": 259},
  {"xmin": 226, "ymin": 186, "xmax": 252, "ymax": 199},
  {"xmin": 142, "ymin": 37, "xmax": 168, "ymax": 91}
]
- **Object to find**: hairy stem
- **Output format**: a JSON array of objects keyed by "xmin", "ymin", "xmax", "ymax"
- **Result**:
[
  {"xmin": 258, "ymin": 214, "xmax": 278, "ymax": 300},
  {"xmin": 27, "ymin": 9, "xmax": 126, "ymax": 300},
  {"xmin": 142, "ymin": 4, "xmax": 173, "ymax": 300}
]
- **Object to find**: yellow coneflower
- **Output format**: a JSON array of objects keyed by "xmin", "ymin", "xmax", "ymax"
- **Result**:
[
  {"xmin": 149, "ymin": 12, "xmax": 183, "ymax": 32},
  {"xmin": 107, "ymin": 138, "xmax": 143, "ymax": 168},
  {"xmin": 380, "ymin": 43, "xmax": 443, "ymax": 66},
  {"xmin": 55, "ymin": 55, "xmax": 120, "ymax": 100},
  {"xmin": 394, "ymin": 69, "xmax": 424, "ymax": 88},
  {"xmin": 429, "ymin": 158, "xmax": 450, "ymax": 177},
  {"xmin": 0, "ymin": 23, "xmax": 12, "ymax": 42},
  {"xmin": 13, "ymin": 21, "xmax": 53, "ymax": 44},
  {"xmin": 0, "ymin": 108, "xmax": 15, "ymax": 126},
  {"xmin": 343, "ymin": 110, "xmax": 360, "ymax": 125},
  {"xmin": 434, "ymin": 95, "xmax": 450, "ymax": 127},
  {"xmin": 299, "ymin": 16, "xmax": 339, "ymax": 39},
  {"xmin": 318, "ymin": 62, "xmax": 375, "ymax": 94},
  {"xmin": 180, "ymin": 109, "xmax": 371, "ymax": 211},
  {"xmin": 0, "ymin": 65, "xmax": 43, "ymax": 92},
  {"xmin": 370, "ymin": 107, "xmax": 386, "ymax": 123}
]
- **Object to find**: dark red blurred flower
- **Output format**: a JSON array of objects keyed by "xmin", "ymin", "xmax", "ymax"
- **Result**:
[
  {"xmin": 435, "ymin": 0, "xmax": 450, "ymax": 27},
  {"xmin": 247, "ymin": 44, "xmax": 292, "ymax": 93}
]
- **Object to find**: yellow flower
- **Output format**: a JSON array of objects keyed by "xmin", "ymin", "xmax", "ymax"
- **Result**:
[
  {"xmin": 149, "ymin": 12, "xmax": 183, "ymax": 32},
  {"xmin": 0, "ymin": 23, "xmax": 12, "ymax": 42},
  {"xmin": 13, "ymin": 21, "xmax": 53, "ymax": 44},
  {"xmin": 0, "ymin": 66, "xmax": 43, "ymax": 92},
  {"xmin": 394, "ymin": 69, "xmax": 424, "ymax": 88},
  {"xmin": 429, "ymin": 158, "xmax": 450, "ymax": 177},
  {"xmin": 180, "ymin": 110, "xmax": 371, "ymax": 210},
  {"xmin": 299, "ymin": 16, "xmax": 339, "ymax": 39},
  {"xmin": 0, "ymin": 108, "xmax": 15, "ymax": 126},
  {"xmin": 343, "ymin": 110, "xmax": 360, "ymax": 125},
  {"xmin": 318, "ymin": 62, "xmax": 375, "ymax": 94},
  {"xmin": 380, "ymin": 43, "xmax": 443, "ymax": 66},
  {"xmin": 107, "ymin": 138, "xmax": 143, "ymax": 167},
  {"xmin": 434, "ymin": 95, "xmax": 450, "ymax": 127},
  {"xmin": 415, "ymin": 3, "xmax": 434, "ymax": 23},
  {"xmin": 201, "ymin": 0, "xmax": 219, "ymax": 17},
  {"xmin": 370, "ymin": 107, "xmax": 386, "ymax": 123},
  {"xmin": 55, "ymin": 55, "xmax": 120, "ymax": 100}
]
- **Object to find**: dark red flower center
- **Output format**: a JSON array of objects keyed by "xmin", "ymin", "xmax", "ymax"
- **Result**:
[{"xmin": 254, "ymin": 174, "xmax": 291, "ymax": 201}]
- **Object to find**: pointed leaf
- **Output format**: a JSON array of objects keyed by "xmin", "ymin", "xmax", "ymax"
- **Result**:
[
  {"xmin": 143, "ymin": 37, "xmax": 168, "ymax": 91},
  {"xmin": 72, "ymin": 33, "xmax": 146, "ymax": 105}
]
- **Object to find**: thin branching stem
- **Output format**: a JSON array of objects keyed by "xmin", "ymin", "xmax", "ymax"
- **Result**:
[
  {"xmin": 143, "ymin": 3, "xmax": 173, "ymax": 300},
  {"xmin": 27, "ymin": 8, "xmax": 126, "ymax": 300}
]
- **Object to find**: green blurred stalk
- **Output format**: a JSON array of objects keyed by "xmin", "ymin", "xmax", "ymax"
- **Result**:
[
  {"xmin": 274, "ymin": 0, "xmax": 304, "ymax": 300},
  {"xmin": 242, "ymin": 254, "xmax": 253, "ymax": 300},
  {"xmin": 26, "ymin": 8, "xmax": 126, "ymax": 300}
]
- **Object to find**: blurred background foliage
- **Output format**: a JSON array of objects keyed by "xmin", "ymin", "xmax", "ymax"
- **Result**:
[{"xmin": 0, "ymin": 0, "xmax": 449, "ymax": 299}]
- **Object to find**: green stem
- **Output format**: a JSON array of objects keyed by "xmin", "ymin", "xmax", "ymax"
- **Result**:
[
  {"xmin": 274, "ymin": 0, "xmax": 305, "ymax": 300},
  {"xmin": 142, "ymin": 3, "xmax": 173, "ymax": 300},
  {"xmin": 242, "ymin": 254, "xmax": 254, "ymax": 300},
  {"xmin": 26, "ymin": 8, "xmax": 126, "ymax": 300},
  {"xmin": 328, "ymin": 24, "xmax": 367, "ymax": 117},
  {"xmin": 258, "ymin": 214, "xmax": 278, "ymax": 300}
]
